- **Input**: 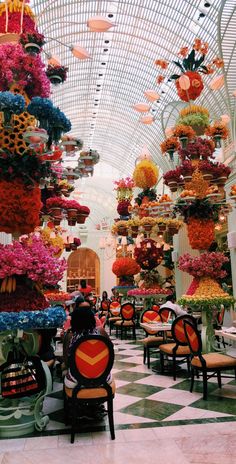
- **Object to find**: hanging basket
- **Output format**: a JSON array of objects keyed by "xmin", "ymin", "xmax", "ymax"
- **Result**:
[
  {"xmin": 49, "ymin": 74, "xmax": 63, "ymax": 85},
  {"xmin": 202, "ymin": 171, "xmax": 213, "ymax": 181},
  {"xmin": 77, "ymin": 213, "xmax": 87, "ymax": 224},
  {"xmin": 23, "ymin": 129, "xmax": 48, "ymax": 146},
  {"xmin": 62, "ymin": 140, "xmax": 78, "ymax": 153},
  {"xmin": 213, "ymin": 135, "xmax": 222, "ymax": 148},
  {"xmin": 168, "ymin": 226, "xmax": 179, "ymax": 236},
  {"xmin": 158, "ymin": 224, "xmax": 166, "ymax": 232},
  {"xmin": 216, "ymin": 176, "xmax": 227, "ymax": 186},
  {"xmin": 67, "ymin": 208, "xmax": 78, "ymax": 219},
  {"xmin": 24, "ymin": 42, "xmax": 41, "ymax": 55},
  {"xmin": 80, "ymin": 155, "xmax": 94, "ymax": 166},
  {"xmin": 143, "ymin": 224, "xmax": 153, "ymax": 232},
  {"xmin": 117, "ymin": 227, "xmax": 128, "ymax": 236},
  {"xmin": 168, "ymin": 181, "xmax": 178, "ymax": 192},
  {"xmin": 68, "ymin": 218, "xmax": 77, "ymax": 226},
  {"xmin": 50, "ymin": 207, "xmax": 62, "ymax": 218},
  {"xmin": 167, "ymin": 149, "xmax": 175, "ymax": 161},
  {"xmin": 179, "ymin": 136, "xmax": 188, "ymax": 148}
]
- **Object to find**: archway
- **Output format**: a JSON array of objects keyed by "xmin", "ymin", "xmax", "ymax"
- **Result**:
[{"xmin": 67, "ymin": 248, "xmax": 100, "ymax": 296}]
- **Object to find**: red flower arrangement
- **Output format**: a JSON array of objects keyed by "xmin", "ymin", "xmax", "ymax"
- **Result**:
[
  {"xmin": 0, "ymin": 43, "xmax": 50, "ymax": 98},
  {"xmin": 179, "ymin": 137, "xmax": 215, "ymax": 162},
  {"xmin": 187, "ymin": 218, "xmax": 215, "ymax": 250},
  {"xmin": 163, "ymin": 167, "xmax": 181, "ymax": 186},
  {"xmin": 179, "ymin": 161, "xmax": 195, "ymax": 176},
  {"xmin": 46, "ymin": 65, "xmax": 68, "ymax": 84},
  {"xmin": 175, "ymin": 71, "xmax": 204, "ymax": 102},
  {"xmin": 0, "ymin": 283, "xmax": 48, "ymax": 313},
  {"xmin": 0, "ymin": 12, "xmax": 36, "ymax": 34},
  {"xmin": 112, "ymin": 257, "xmax": 140, "ymax": 277},
  {"xmin": 46, "ymin": 197, "xmax": 65, "ymax": 210},
  {"xmin": 117, "ymin": 200, "xmax": 131, "ymax": 217},
  {"xmin": 134, "ymin": 239, "xmax": 163, "ymax": 270},
  {"xmin": 211, "ymin": 163, "xmax": 231, "ymax": 180},
  {"xmin": 0, "ymin": 179, "xmax": 42, "ymax": 234}
]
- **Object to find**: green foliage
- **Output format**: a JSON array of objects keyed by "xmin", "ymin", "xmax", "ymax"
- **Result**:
[{"xmin": 177, "ymin": 112, "xmax": 209, "ymax": 128}]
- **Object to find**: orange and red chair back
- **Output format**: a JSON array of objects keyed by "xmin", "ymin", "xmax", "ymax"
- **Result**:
[
  {"xmin": 120, "ymin": 303, "xmax": 135, "ymax": 321},
  {"xmin": 183, "ymin": 319, "xmax": 201, "ymax": 354}
]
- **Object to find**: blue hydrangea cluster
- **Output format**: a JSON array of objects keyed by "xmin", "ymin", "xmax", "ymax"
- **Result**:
[
  {"xmin": 0, "ymin": 306, "xmax": 66, "ymax": 331},
  {"xmin": 0, "ymin": 91, "xmax": 25, "ymax": 114}
]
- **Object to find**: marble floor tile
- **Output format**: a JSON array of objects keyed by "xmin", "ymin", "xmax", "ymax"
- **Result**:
[
  {"xmin": 135, "ymin": 374, "xmax": 183, "ymax": 388},
  {"xmin": 163, "ymin": 405, "xmax": 232, "ymax": 421},
  {"xmin": 114, "ymin": 393, "xmax": 142, "ymax": 411},
  {"xmin": 114, "ymin": 411, "xmax": 154, "ymax": 425},
  {"xmin": 122, "ymin": 427, "xmax": 156, "ymax": 442},
  {"xmin": 147, "ymin": 388, "xmax": 202, "ymax": 406},
  {"xmin": 92, "ymin": 430, "xmax": 126, "ymax": 443},
  {"xmin": 0, "ymin": 438, "xmax": 26, "ymax": 452},
  {"xmin": 117, "ymin": 349, "xmax": 143, "ymax": 356},
  {"xmin": 118, "ymin": 355, "xmax": 146, "ymax": 364},
  {"xmin": 58, "ymin": 432, "xmax": 93, "ymax": 447},
  {"xmin": 125, "ymin": 364, "xmax": 151, "ymax": 373},
  {"xmin": 24, "ymin": 436, "xmax": 58, "ymax": 450}
]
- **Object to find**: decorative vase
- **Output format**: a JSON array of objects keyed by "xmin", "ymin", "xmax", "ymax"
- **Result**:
[
  {"xmin": 167, "ymin": 149, "xmax": 174, "ymax": 161},
  {"xmin": 24, "ymin": 42, "xmax": 41, "ymax": 54},
  {"xmin": 68, "ymin": 218, "xmax": 77, "ymax": 226},
  {"xmin": 50, "ymin": 207, "xmax": 62, "ymax": 218},
  {"xmin": 213, "ymin": 135, "xmax": 222, "ymax": 148},
  {"xmin": 168, "ymin": 181, "xmax": 178, "ymax": 192},
  {"xmin": 158, "ymin": 224, "xmax": 166, "ymax": 232},
  {"xmin": 216, "ymin": 176, "xmax": 227, "ymax": 186},
  {"xmin": 168, "ymin": 226, "xmax": 179, "ymax": 236},
  {"xmin": 117, "ymin": 227, "xmax": 128, "ymax": 236},
  {"xmin": 143, "ymin": 224, "xmax": 153, "ymax": 232},
  {"xmin": 183, "ymin": 174, "xmax": 192, "ymax": 182},
  {"xmin": 202, "ymin": 171, "xmax": 213, "ymax": 181}
]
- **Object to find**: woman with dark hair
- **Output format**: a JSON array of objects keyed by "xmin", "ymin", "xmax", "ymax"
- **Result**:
[
  {"xmin": 64, "ymin": 302, "xmax": 110, "ymax": 389},
  {"xmin": 101, "ymin": 290, "xmax": 108, "ymax": 301}
]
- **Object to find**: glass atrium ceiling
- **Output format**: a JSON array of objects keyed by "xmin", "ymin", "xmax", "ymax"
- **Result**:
[{"xmin": 33, "ymin": 0, "xmax": 235, "ymax": 177}]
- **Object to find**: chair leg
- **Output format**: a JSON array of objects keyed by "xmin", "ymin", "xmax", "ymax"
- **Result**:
[
  {"xmin": 202, "ymin": 370, "xmax": 208, "ymax": 400},
  {"xmin": 190, "ymin": 367, "xmax": 195, "ymax": 392},
  {"xmin": 147, "ymin": 347, "xmax": 150, "ymax": 369},
  {"xmin": 133, "ymin": 325, "xmax": 136, "ymax": 341},
  {"xmin": 143, "ymin": 346, "xmax": 146, "ymax": 365},
  {"xmin": 217, "ymin": 371, "xmax": 222, "ymax": 389},
  {"xmin": 160, "ymin": 351, "xmax": 165, "ymax": 373},
  {"xmin": 71, "ymin": 400, "xmax": 77, "ymax": 444},
  {"xmin": 173, "ymin": 355, "xmax": 176, "ymax": 381},
  {"xmin": 120, "ymin": 326, "xmax": 123, "ymax": 340},
  {"xmin": 107, "ymin": 397, "xmax": 115, "ymax": 440},
  {"xmin": 186, "ymin": 356, "xmax": 191, "ymax": 376}
]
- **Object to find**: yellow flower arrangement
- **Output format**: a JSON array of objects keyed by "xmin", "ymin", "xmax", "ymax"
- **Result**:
[
  {"xmin": 133, "ymin": 160, "xmax": 159, "ymax": 189},
  {"xmin": 179, "ymin": 105, "xmax": 209, "ymax": 118},
  {"xmin": 40, "ymin": 227, "xmax": 64, "ymax": 258},
  {"xmin": 140, "ymin": 217, "xmax": 157, "ymax": 226}
]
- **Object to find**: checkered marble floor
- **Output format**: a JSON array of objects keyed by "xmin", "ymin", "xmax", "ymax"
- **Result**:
[{"xmin": 38, "ymin": 333, "xmax": 236, "ymax": 437}]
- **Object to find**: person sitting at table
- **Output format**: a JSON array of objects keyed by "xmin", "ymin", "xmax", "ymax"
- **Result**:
[
  {"xmin": 160, "ymin": 294, "xmax": 187, "ymax": 316},
  {"xmin": 79, "ymin": 279, "xmax": 92, "ymax": 296}
]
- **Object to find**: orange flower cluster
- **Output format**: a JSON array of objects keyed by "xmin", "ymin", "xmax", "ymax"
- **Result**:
[
  {"xmin": 154, "ymin": 59, "xmax": 169, "ymax": 69},
  {"xmin": 160, "ymin": 136, "xmax": 180, "ymax": 154},
  {"xmin": 156, "ymin": 75, "xmax": 164, "ymax": 85},
  {"xmin": 187, "ymin": 218, "xmax": 215, "ymax": 250},
  {"xmin": 178, "ymin": 47, "xmax": 189, "ymax": 58},
  {"xmin": 205, "ymin": 122, "xmax": 229, "ymax": 140},
  {"xmin": 193, "ymin": 38, "xmax": 209, "ymax": 55},
  {"xmin": 173, "ymin": 125, "xmax": 196, "ymax": 139},
  {"xmin": 0, "ymin": 179, "xmax": 42, "ymax": 234},
  {"xmin": 133, "ymin": 159, "xmax": 159, "ymax": 189},
  {"xmin": 212, "ymin": 57, "xmax": 224, "ymax": 68},
  {"xmin": 112, "ymin": 257, "xmax": 140, "ymax": 277}
]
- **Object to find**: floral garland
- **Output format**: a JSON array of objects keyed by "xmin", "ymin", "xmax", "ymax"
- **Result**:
[{"xmin": 0, "ymin": 306, "xmax": 66, "ymax": 331}]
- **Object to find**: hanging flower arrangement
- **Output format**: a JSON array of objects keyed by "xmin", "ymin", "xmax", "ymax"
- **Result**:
[
  {"xmin": 46, "ymin": 65, "xmax": 68, "ymax": 85},
  {"xmin": 177, "ymin": 105, "xmax": 210, "ymax": 134},
  {"xmin": 19, "ymin": 31, "xmax": 46, "ymax": 54},
  {"xmin": 0, "ymin": 1, "xmax": 36, "ymax": 34},
  {"xmin": 133, "ymin": 159, "xmax": 159, "ymax": 189},
  {"xmin": 179, "ymin": 137, "xmax": 215, "ymax": 162},
  {"xmin": 178, "ymin": 252, "xmax": 228, "ymax": 279},
  {"xmin": 117, "ymin": 199, "xmax": 131, "ymax": 217},
  {"xmin": 172, "ymin": 125, "xmax": 196, "ymax": 140},
  {"xmin": 160, "ymin": 136, "xmax": 180, "ymax": 155},
  {"xmin": 155, "ymin": 38, "xmax": 224, "ymax": 102},
  {"xmin": 114, "ymin": 177, "xmax": 134, "ymax": 201},
  {"xmin": 205, "ymin": 122, "xmax": 229, "ymax": 141},
  {"xmin": 134, "ymin": 239, "xmax": 163, "ymax": 270}
]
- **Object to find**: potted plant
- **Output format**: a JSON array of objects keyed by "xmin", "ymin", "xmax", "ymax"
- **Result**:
[
  {"xmin": 177, "ymin": 105, "xmax": 210, "ymax": 135},
  {"xmin": 19, "ymin": 31, "xmax": 45, "ymax": 55},
  {"xmin": 205, "ymin": 122, "xmax": 229, "ymax": 147},
  {"xmin": 198, "ymin": 160, "xmax": 214, "ymax": 180},
  {"xmin": 61, "ymin": 135, "xmax": 83, "ymax": 152},
  {"xmin": 160, "ymin": 136, "xmax": 180, "ymax": 160},
  {"xmin": 179, "ymin": 161, "xmax": 194, "ymax": 181},
  {"xmin": 211, "ymin": 162, "xmax": 231, "ymax": 185},
  {"xmin": 179, "ymin": 137, "xmax": 215, "ymax": 164},
  {"xmin": 46, "ymin": 65, "xmax": 68, "ymax": 85},
  {"xmin": 172, "ymin": 124, "xmax": 196, "ymax": 148},
  {"xmin": 140, "ymin": 216, "xmax": 156, "ymax": 232},
  {"xmin": 163, "ymin": 167, "xmax": 181, "ymax": 191},
  {"xmin": 46, "ymin": 197, "xmax": 65, "ymax": 218},
  {"xmin": 77, "ymin": 205, "xmax": 90, "ymax": 224}
]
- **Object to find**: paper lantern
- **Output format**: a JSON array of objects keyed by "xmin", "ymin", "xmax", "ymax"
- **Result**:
[
  {"xmin": 87, "ymin": 16, "xmax": 115, "ymax": 32},
  {"xmin": 70, "ymin": 45, "xmax": 90, "ymax": 60},
  {"xmin": 178, "ymin": 74, "xmax": 191, "ymax": 90},
  {"xmin": 221, "ymin": 114, "xmax": 230, "ymax": 124},
  {"xmin": 165, "ymin": 126, "xmax": 174, "ymax": 137},
  {"xmin": 47, "ymin": 54, "xmax": 61, "ymax": 66},
  {"xmin": 209, "ymin": 75, "xmax": 224, "ymax": 90},
  {"xmin": 137, "ymin": 145, "xmax": 151, "ymax": 161},
  {"xmin": 133, "ymin": 103, "xmax": 150, "ymax": 113},
  {"xmin": 144, "ymin": 90, "xmax": 160, "ymax": 102},
  {"xmin": 140, "ymin": 115, "xmax": 154, "ymax": 125}
]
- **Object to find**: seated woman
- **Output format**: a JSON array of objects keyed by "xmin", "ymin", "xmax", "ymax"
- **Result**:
[{"xmin": 63, "ymin": 302, "xmax": 111, "ymax": 388}]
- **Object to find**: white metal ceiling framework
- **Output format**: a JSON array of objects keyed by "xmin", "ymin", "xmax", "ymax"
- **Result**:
[{"xmin": 33, "ymin": 0, "xmax": 235, "ymax": 176}]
